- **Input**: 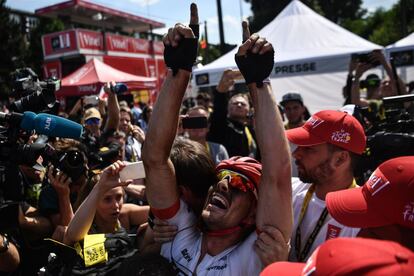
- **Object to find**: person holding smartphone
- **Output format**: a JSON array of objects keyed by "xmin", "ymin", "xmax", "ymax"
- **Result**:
[
  {"xmin": 208, "ymin": 69, "xmax": 258, "ymax": 159},
  {"xmin": 349, "ymin": 50, "xmax": 407, "ymax": 122},
  {"xmin": 183, "ymin": 106, "xmax": 229, "ymax": 164}
]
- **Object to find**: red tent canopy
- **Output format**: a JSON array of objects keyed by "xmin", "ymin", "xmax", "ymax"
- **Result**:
[{"xmin": 58, "ymin": 58, "xmax": 157, "ymax": 97}]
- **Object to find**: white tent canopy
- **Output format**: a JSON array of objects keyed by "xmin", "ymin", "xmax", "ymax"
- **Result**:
[
  {"xmin": 387, "ymin": 32, "xmax": 414, "ymax": 51},
  {"xmin": 194, "ymin": 0, "xmax": 383, "ymax": 113},
  {"xmin": 386, "ymin": 32, "xmax": 414, "ymax": 83}
]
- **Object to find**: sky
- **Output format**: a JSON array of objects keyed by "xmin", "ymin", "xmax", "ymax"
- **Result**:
[{"xmin": 6, "ymin": 0, "xmax": 400, "ymax": 45}]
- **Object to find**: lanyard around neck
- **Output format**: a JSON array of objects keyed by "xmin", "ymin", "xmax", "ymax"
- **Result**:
[{"xmin": 294, "ymin": 180, "xmax": 357, "ymax": 261}]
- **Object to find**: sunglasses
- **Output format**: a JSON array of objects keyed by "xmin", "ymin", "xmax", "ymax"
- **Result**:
[
  {"xmin": 85, "ymin": 118, "xmax": 101, "ymax": 125},
  {"xmin": 216, "ymin": 169, "xmax": 256, "ymax": 196},
  {"xmin": 366, "ymin": 79, "xmax": 380, "ymax": 87}
]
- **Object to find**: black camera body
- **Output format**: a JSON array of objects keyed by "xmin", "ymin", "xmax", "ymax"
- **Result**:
[
  {"xmin": 354, "ymin": 94, "xmax": 414, "ymax": 183},
  {"xmin": 0, "ymin": 68, "xmax": 60, "ymax": 202},
  {"xmin": 351, "ymin": 52, "xmax": 381, "ymax": 67},
  {"xmin": 53, "ymin": 150, "xmax": 86, "ymax": 182},
  {"xmin": 9, "ymin": 68, "xmax": 60, "ymax": 113}
]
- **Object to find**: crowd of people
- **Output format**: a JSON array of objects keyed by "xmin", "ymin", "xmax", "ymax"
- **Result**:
[{"xmin": 0, "ymin": 3, "xmax": 413, "ymax": 276}]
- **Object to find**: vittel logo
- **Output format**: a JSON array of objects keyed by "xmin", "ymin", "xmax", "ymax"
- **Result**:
[
  {"xmin": 131, "ymin": 40, "xmax": 148, "ymax": 52},
  {"xmin": 306, "ymin": 117, "xmax": 324, "ymax": 129},
  {"xmin": 79, "ymin": 85, "xmax": 97, "ymax": 92},
  {"xmin": 403, "ymin": 202, "xmax": 414, "ymax": 223},
  {"xmin": 81, "ymin": 34, "xmax": 101, "ymax": 47},
  {"xmin": 366, "ymin": 171, "xmax": 390, "ymax": 196},
  {"xmin": 111, "ymin": 38, "xmax": 128, "ymax": 50}
]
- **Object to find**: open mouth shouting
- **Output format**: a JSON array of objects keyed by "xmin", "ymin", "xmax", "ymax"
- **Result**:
[{"xmin": 207, "ymin": 192, "xmax": 230, "ymax": 213}]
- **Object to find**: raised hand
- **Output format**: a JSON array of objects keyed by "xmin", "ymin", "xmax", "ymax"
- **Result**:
[
  {"xmin": 48, "ymin": 166, "xmax": 71, "ymax": 196},
  {"xmin": 103, "ymin": 81, "xmax": 116, "ymax": 95},
  {"xmin": 163, "ymin": 3, "xmax": 198, "ymax": 75},
  {"xmin": 96, "ymin": 160, "xmax": 132, "ymax": 194},
  {"xmin": 130, "ymin": 124, "xmax": 145, "ymax": 143},
  {"xmin": 235, "ymin": 21, "xmax": 274, "ymax": 88},
  {"xmin": 216, "ymin": 69, "xmax": 243, "ymax": 93},
  {"xmin": 355, "ymin": 62, "xmax": 372, "ymax": 79}
]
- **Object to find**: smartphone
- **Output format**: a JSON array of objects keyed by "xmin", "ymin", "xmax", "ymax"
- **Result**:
[
  {"xmin": 119, "ymin": 161, "xmax": 146, "ymax": 181},
  {"xmin": 83, "ymin": 95, "xmax": 99, "ymax": 107},
  {"xmin": 352, "ymin": 52, "xmax": 381, "ymax": 67},
  {"xmin": 182, "ymin": 116, "xmax": 208, "ymax": 129}
]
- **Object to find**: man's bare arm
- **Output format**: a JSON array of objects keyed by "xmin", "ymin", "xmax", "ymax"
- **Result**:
[
  {"xmin": 142, "ymin": 4, "xmax": 198, "ymax": 209},
  {"xmin": 103, "ymin": 82, "xmax": 120, "ymax": 131},
  {"xmin": 236, "ymin": 21, "xmax": 292, "ymax": 243}
]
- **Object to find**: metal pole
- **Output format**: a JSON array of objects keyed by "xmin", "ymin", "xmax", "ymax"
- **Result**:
[
  {"xmin": 216, "ymin": 0, "xmax": 226, "ymax": 54},
  {"xmin": 204, "ymin": 20, "xmax": 209, "ymax": 63}
]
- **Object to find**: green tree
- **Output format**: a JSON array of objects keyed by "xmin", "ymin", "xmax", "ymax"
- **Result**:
[
  {"xmin": 0, "ymin": 0, "xmax": 26, "ymax": 95},
  {"xmin": 243, "ymin": 0, "xmax": 290, "ymax": 33},
  {"xmin": 25, "ymin": 17, "xmax": 64, "ymax": 75},
  {"xmin": 310, "ymin": 0, "xmax": 365, "ymax": 24},
  {"xmin": 342, "ymin": 0, "xmax": 414, "ymax": 46}
]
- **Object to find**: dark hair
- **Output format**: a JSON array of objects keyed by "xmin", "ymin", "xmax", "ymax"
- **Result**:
[
  {"xmin": 170, "ymin": 137, "xmax": 217, "ymax": 200},
  {"xmin": 120, "ymin": 106, "xmax": 132, "ymax": 120},
  {"xmin": 196, "ymin": 92, "xmax": 211, "ymax": 101},
  {"xmin": 142, "ymin": 105, "xmax": 153, "ymax": 122},
  {"xmin": 115, "ymin": 253, "xmax": 176, "ymax": 276},
  {"xmin": 327, "ymin": 143, "xmax": 358, "ymax": 176}
]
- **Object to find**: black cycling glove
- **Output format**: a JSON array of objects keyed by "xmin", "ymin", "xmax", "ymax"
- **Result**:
[
  {"xmin": 164, "ymin": 37, "xmax": 198, "ymax": 76},
  {"xmin": 235, "ymin": 49, "xmax": 274, "ymax": 87},
  {"xmin": 189, "ymin": 24, "xmax": 199, "ymax": 38}
]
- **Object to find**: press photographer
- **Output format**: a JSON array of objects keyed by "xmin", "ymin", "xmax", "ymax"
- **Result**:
[
  {"xmin": 0, "ymin": 66, "xmax": 86, "ymax": 274},
  {"xmin": 352, "ymin": 93, "xmax": 414, "ymax": 183},
  {"xmin": 346, "ymin": 50, "xmax": 407, "ymax": 122}
]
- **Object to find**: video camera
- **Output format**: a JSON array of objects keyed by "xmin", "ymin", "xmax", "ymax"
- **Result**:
[
  {"xmin": 354, "ymin": 94, "xmax": 414, "ymax": 183},
  {"xmin": 0, "ymin": 67, "xmax": 82, "ymax": 202},
  {"xmin": 9, "ymin": 68, "xmax": 60, "ymax": 114}
]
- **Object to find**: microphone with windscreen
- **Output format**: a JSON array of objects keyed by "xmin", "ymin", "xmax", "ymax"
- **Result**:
[{"xmin": 0, "ymin": 111, "xmax": 83, "ymax": 139}]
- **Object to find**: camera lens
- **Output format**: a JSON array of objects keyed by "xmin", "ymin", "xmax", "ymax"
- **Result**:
[{"xmin": 65, "ymin": 151, "xmax": 84, "ymax": 168}]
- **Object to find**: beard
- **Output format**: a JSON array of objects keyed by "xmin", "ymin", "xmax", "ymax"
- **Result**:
[{"xmin": 297, "ymin": 157, "xmax": 335, "ymax": 185}]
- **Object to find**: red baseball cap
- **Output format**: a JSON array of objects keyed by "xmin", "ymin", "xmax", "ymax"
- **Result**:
[
  {"xmin": 326, "ymin": 156, "xmax": 414, "ymax": 229},
  {"xmin": 286, "ymin": 110, "xmax": 366, "ymax": 154},
  {"xmin": 261, "ymin": 238, "xmax": 414, "ymax": 276}
]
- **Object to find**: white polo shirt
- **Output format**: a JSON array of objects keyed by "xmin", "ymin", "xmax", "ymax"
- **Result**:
[
  {"xmin": 160, "ymin": 200, "xmax": 262, "ymax": 276},
  {"xmin": 289, "ymin": 178, "xmax": 360, "ymax": 262}
]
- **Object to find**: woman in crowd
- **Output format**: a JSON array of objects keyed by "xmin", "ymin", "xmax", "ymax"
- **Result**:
[{"xmin": 63, "ymin": 161, "xmax": 149, "ymax": 245}]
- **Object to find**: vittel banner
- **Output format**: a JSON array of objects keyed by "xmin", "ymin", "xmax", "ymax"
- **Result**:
[
  {"xmin": 106, "ymin": 33, "xmax": 151, "ymax": 54},
  {"xmin": 78, "ymin": 30, "xmax": 104, "ymax": 51}
]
